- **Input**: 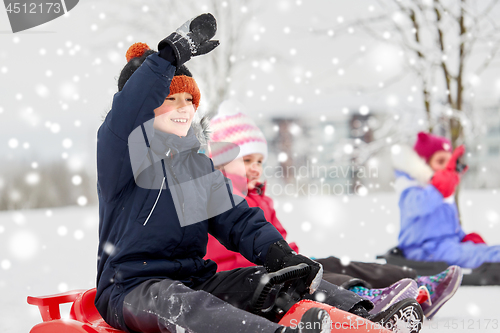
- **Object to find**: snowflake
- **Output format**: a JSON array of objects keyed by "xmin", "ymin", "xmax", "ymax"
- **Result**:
[
  {"xmin": 58, "ymin": 282, "xmax": 69, "ymax": 292},
  {"xmin": 104, "ymin": 242, "xmax": 116, "ymax": 255},
  {"xmin": 77, "ymin": 196, "xmax": 88, "ymax": 206},
  {"xmin": 343, "ymin": 144, "xmax": 353, "ymax": 155},
  {"xmin": 278, "ymin": 152, "xmax": 288, "ymax": 162},
  {"xmin": 62, "ymin": 138, "xmax": 73, "ymax": 148},
  {"xmin": 25, "ymin": 172, "xmax": 40, "ymax": 185},
  {"xmin": 283, "ymin": 202, "xmax": 293, "ymax": 213},
  {"xmin": 386, "ymin": 224, "xmax": 396, "ymax": 234},
  {"xmin": 301, "ymin": 221, "xmax": 311, "ymax": 232},
  {"xmin": 340, "ymin": 256, "xmax": 350, "ymax": 266},
  {"xmin": 1, "ymin": 260, "xmax": 11, "ymax": 270},
  {"xmin": 57, "ymin": 226, "xmax": 68, "ymax": 236},
  {"xmin": 72, "ymin": 175, "xmax": 82, "ymax": 185},
  {"xmin": 8, "ymin": 138, "xmax": 18, "ymax": 149},
  {"xmin": 74, "ymin": 230, "xmax": 85, "ymax": 240},
  {"xmin": 9, "ymin": 231, "xmax": 39, "ymax": 260},
  {"xmin": 314, "ymin": 291, "xmax": 326, "ymax": 302},
  {"xmin": 359, "ymin": 105, "xmax": 370, "ymax": 115},
  {"xmin": 50, "ymin": 123, "xmax": 61, "ymax": 133},
  {"xmin": 467, "ymin": 303, "xmax": 481, "ymax": 316}
]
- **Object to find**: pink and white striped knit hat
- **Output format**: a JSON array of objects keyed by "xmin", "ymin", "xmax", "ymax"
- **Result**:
[{"xmin": 209, "ymin": 101, "xmax": 267, "ymax": 167}]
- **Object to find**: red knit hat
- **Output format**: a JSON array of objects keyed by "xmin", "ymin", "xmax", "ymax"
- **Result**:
[
  {"xmin": 124, "ymin": 42, "xmax": 201, "ymax": 109},
  {"xmin": 413, "ymin": 132, "xmax": 452, "ymax": 162}
]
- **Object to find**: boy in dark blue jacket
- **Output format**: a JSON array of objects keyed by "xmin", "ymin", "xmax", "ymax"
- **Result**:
[{"xmin": 95, "ymin": 13, "xmax": 422, "ymax": 333}]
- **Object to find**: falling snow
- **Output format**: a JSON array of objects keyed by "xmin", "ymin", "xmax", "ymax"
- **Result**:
[{"xmin": 2, "ymin": 1, "xmax": 500, "ymax": 332}]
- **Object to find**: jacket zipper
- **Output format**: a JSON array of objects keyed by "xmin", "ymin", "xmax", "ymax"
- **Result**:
[
  {"xmin": 164, "ymin": 156, "xmax": 186, "ymax": 219},
  {"xmin": 143, "ymin": 176, "xmax": 165, "ymax": 226}
]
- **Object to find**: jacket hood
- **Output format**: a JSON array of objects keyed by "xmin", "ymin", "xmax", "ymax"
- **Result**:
[
  {"xmin": 191, "ymin": 113, "xmax": 211, "ymax": 147},
  {"xmin": 391, "ymin": 144, "xmax": 434, "ymax": 185}
]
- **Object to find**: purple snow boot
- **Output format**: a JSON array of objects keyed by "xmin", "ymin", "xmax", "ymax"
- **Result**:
[
  {"xmin": 416, "ymin": 265, "xmax": 463, "ymax": 319},
  {"xmin": 369, "ymin": 298, "xmax": 424, "ymax": 333},
  {"xmin": 350, "ymin": 278, "xmax": 419, "ymax": 314}
]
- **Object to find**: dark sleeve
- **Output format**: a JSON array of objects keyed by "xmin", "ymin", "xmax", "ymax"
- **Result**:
[
  {"xmin": 96, "ymin": 53, "xmax": 176, "ymax": 202},
  {"xmin": 159, "ymin": 44, "xmax": 177, "ymax": 66},
  {"xmin": 206, "ymin": 159, "xmax": 284, "ymax": 265}
]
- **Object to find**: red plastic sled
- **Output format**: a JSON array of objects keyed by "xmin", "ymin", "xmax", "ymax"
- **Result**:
[
  {"xmin": 28, "ymin": 288, "xmax": 391, "ymax": 332},
  {"xmin": 28, "ymin": 288, "xmax": 121, "ymax": 333}
]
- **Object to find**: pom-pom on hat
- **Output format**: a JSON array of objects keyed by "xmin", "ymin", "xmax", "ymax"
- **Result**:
[
  {"xmin": 126, "ymin": 42, "xmax": 151, "ymax": 62},
  {"xmin": 210, "ymin": 100, "xmax": 267, "ymax": 167},
  {"xmin": 414, "ymin": 131, "xmax": 452, "ymax": 162}
]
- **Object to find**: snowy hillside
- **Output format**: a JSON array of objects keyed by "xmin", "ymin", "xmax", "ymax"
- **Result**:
[{"xmin": 1, "ymin": 190, "xmax": 499, "ymax": 332}]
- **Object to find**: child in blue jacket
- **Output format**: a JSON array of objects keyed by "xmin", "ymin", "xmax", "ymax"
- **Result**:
[
  {"xmin": 95, "ymin": 13, "xmax": 414, "ymax": 333},
  {"xmin": 393, "ymin": 132, "xmax": 500, "ymax": 269}
]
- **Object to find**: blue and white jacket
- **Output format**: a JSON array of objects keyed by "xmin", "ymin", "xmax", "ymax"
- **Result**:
[
  {"xmin": 392, "ymin": 145, "xmax": 466, "ymax": 261},
  {"xmin": 392, "ymin": 145, "xmax": 500, "ymax": 269}
]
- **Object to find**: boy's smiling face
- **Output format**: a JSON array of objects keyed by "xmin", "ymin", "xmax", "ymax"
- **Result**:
[
  {"xmin": 243, "ymin": 153, "xmax": 264, "ymax": 190},
  {"xmin": 153, "ymin": 92, "xmax": 196, "ymax": 136}
]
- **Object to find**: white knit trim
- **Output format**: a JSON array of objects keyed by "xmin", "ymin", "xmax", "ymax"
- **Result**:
[
  {"xmin": 211, "ymin": 141, "xmax": 268, "ymax": 167},
  {"xmin": 393, "ymin": 176, "xmax": 421, "ymax": 196},
  {"xmin": 443, "ymin": 194, "xmax": 455, "ymax": 204},
  {"xmin": 391, "ymin": 145, "xmax": 434, "ymax": 185},
  {"xmin": 237, "ymin": 141, "xmax": 268, "ymax": 161}
]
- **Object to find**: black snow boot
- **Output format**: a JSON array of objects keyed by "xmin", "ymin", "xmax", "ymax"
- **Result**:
[
  {"xmin": 275, "ymin": 307, "xmax": 331, "ymax": 333},
  {"xmin": 368, "ymin": 298, "xmax": 424, "ymax": 333}
]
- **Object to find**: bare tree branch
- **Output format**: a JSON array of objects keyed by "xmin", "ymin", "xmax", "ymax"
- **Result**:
[{"xmin": 434, "ymin": 0, "xmax": 454, "ymax": 106}]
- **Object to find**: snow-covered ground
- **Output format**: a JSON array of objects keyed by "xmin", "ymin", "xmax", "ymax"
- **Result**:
[{"xmin": 1, "ymin": 189, "xmax": 499, "ymax": 332}]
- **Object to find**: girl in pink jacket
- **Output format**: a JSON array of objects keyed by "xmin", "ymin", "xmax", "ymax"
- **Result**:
[{"xmin": 204, "ymin": 106, "xmax": 462, "ymax": 319}]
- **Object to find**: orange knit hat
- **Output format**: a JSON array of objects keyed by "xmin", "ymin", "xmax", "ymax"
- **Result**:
[
  {"xmin": 125, "ymin": 42, "xmax": 201, "ymax": 109},
  {"xmin": 168, "ymin": 75, "xmax": 201, "ymax": 109}
]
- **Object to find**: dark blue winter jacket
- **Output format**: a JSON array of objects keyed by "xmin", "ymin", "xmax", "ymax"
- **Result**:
[{"xmin": 95, "ymin": 52, "xmax": 283, "ymax": 331}]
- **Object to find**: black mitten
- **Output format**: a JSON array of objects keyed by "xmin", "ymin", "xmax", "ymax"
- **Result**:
[
  {"xmin": 264, "ymin": 240, "xmax": 323, "ymax": 294},
  {"xmin": 158, "ymin": 13, "xmax": 220, "ymax": 66}
]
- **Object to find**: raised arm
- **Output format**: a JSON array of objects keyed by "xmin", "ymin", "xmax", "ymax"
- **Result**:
[
  {"xmin": 97, "ymin": 13, "xmax": 219, "ymax": 202},
  {"xmin": 97, "ymin": 53, "xmax": 176, "ymax": 202}
]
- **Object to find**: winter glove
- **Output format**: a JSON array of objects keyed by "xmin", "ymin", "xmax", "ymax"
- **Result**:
[
  {"xmin": 158, "ymin": 13, "xmax": 219, "ymax": 67},
  {"xmin": 448, "ymin": 145, "xmax": 468, "ymax": 174},
  {"xmin": 264, "ymin": 240, "xmax": 323, "ymax": 295},
  {"xmin": 431, "ymin": 145, "xmax": 467, "ymax": 198},
  {"xmin": 462, "ymin": 232, "xmax": 486, "ymax": 244}
]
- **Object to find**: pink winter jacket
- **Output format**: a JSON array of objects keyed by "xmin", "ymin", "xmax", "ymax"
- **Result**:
[{"xmin": 204, "ymin": 173, "xmax": 299, "ymax": 272}]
